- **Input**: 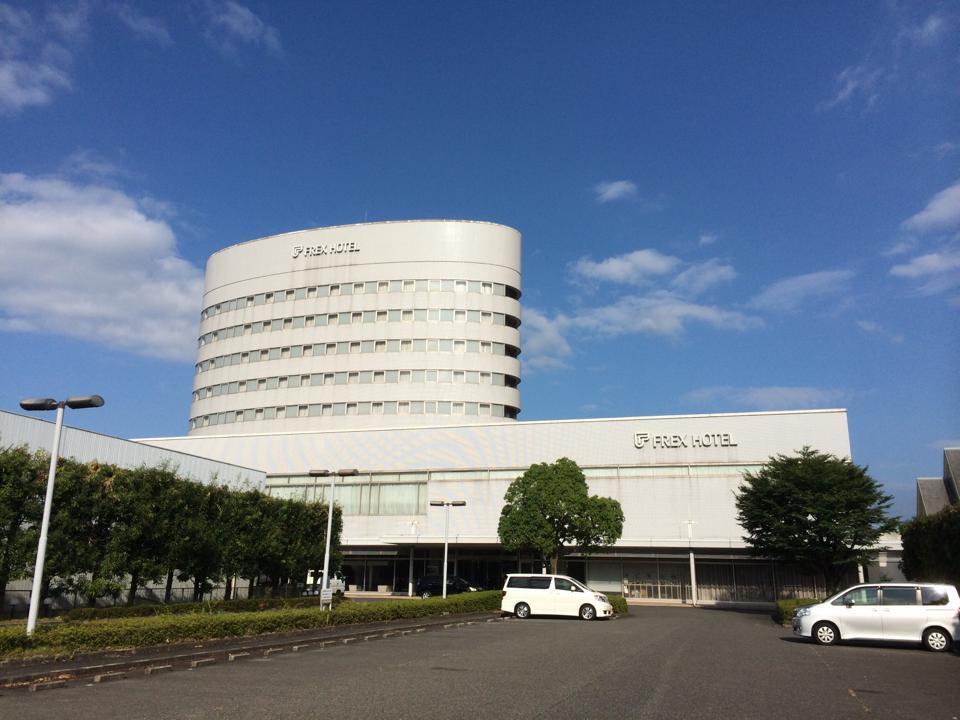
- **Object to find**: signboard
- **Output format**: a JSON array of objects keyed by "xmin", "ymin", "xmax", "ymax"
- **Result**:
[
  {"xmin": 634, "ymin": 432, "xmax": 738, "ymax": 449},
  {"xmin": 320, "ymin": 589, "xmax": 334, "ymax": 604}
]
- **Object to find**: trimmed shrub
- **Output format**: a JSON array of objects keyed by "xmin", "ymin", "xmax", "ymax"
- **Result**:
[
  {"xmin": 773, "ymin": 598, "xmax": 819, "ymax": 625},
  {"xmin": 608, "ymin": 595, "xmax": 628, "ymax": 615},
  {"xmin": 2, "ymin": 591, "xmax": 503, "ymax": 657},
  {"xmin": 64, "ymin": 593, "xmax": 346, "ymax": 621}
]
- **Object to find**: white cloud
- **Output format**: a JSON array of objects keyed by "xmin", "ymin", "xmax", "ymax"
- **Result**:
[
  {"xmin": 0, "ymin": 4, "xmax": 79, "ymax": 115},
  {"xmin": 682, "ymin": 385, "xmax": 848, "ymax": 411},
  {"xmin": 114, "ymin": 4, "xmax": 172, "ymax": 46},
  {"xmin": 593, "ymin": 180, "xmax": 638, "ymax": 203},
  {"xmin": 671, "ymin": 259, "xmax": 736, "ymax": 297},
  {"xmin": 882, "ymin": 237, "xmax": 918, "ymax": 257},
  {"xmin": 749, "ymin": 270, "xmax": 856, "ymax": 312},
  {"xmin": 204, "ymin": 1, "xmax": 281, "ymax": 57},
  {"xmin": 698, "ymin": 233, "xmax": 718, "ymax": 246},
  {"xmin": 897, "ymin": 13, "xmax": 948, "ymax": 47},
  {"xmin": 934, "ymin": 142, "xmax": 958, "ymax": 158},
  {"xmin": 521, "ymin": 307, "xmax": 572, "ymax": 371},
  {"xmin": 568, "ymin": 293, "xmax": 759, "ymax": 337},
  {"xmin": 890, "ymin": 251, "xmax": 960, "ymax": 295},
  {"xmin": 572, "ymin": 249, "xmax": 680, "ymax": 285},
  {"xmin": 819, "ymin": 63, "xmax": 883, "ymax": 111},
  {"xmin": 901, "ymin": 180, "xmax": 960, "ymax": 234},
  {"xmin": 856, "ymin": 319, "xmax": 904, "ymax": 344},
  {"xmin": 0, "ymin": 171, "xmax": 203, "ymax": 361}
]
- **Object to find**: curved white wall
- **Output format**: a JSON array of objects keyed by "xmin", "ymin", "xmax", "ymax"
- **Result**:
[{"xmin": 188, "ymin": 220, "xmax": 522, "ymax": 435}]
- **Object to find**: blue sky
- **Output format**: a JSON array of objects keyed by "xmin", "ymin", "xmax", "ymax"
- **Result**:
[{"xmin": 0, "ymin": 1, "xmax": 957, "ymax": 519}]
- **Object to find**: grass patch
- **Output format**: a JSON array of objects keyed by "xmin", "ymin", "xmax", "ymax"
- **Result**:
[{"xmin": 0, "ymin": 591, "xmax": 502, "ymax": 659}]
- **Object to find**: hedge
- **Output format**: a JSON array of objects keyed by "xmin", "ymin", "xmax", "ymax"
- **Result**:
[
  {"xmin": 608, "ymin": 595, "xmax": 628, "ymax": 615},
  {"xmin": 0, "ymin": 591, "xmax": 502, "ymax": 657},
  {"xmin": 773, "ymin": 598, "xmax": 820, "ymax": 625},
  {"xmin": 64, "ymin": 593, "xmax": 344, "ymax": 621}
]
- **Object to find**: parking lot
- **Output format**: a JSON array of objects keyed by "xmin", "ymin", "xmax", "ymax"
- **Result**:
[{"xmin": 2, "ymin": 606, "xmax": 958, "ymax": 719}]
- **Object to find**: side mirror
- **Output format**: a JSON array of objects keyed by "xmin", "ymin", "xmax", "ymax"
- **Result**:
[{"xmin": 844, "ymin": 601, "xmax": 854, "ymax": 608}]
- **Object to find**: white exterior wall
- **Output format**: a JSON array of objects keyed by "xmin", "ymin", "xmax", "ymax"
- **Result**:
[
  {"xmin": 190, "ymin": 220, "xmax": 522, "ymax": 435},
  {"xmin": 141, "ymin": 408, "xmax": 851, "ymax": 551},
  {"xmin": 0, "ymin": 411, "xmax": 265, "ymax": 490}
]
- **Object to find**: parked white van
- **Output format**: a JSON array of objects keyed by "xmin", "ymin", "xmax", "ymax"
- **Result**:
[
  {"xmin": 501, "ymin": 574, "xmax": 614, "ymax": 620},
  {"xmin": 792, "ymin": 582, "xmax": 960, "ymax": 652}
]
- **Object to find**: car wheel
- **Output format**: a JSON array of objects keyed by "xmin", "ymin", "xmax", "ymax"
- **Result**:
[
  {"xmin": 514, "ymin": 602, "xmax": 531, "ymax": 619},
  {"xmin": 420, "ymin": 590, "xmax": 431, "ymax": 599},
  {"xmin": 579, "ymin": 604, "xmax": 596, "ymax": 621},
  {"xmin": 812, "ymin": 622, "xmax": 839, "ymax": 646},
  {"xmin": 923, "ymin": 627, "xmax": 951, "ymax": 652}
]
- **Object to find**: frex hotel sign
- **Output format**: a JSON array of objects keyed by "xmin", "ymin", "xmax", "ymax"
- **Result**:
[
  {"xmin": 634, "ymin": 432, "xmax": 738, "ymax": 449},
  {"xmin": 292, "ymin": 241, "xmax": 360, "ymax": 258}
]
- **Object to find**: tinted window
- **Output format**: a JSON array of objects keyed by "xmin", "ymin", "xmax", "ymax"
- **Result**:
[
  {"xmin": 555, "ymin": 578, "xmax": 579, "ymax": 592},
  {"xmin": 921, "ymin": 587, "xmax": 950, "ymax": 606},
  {"xmin": 881, "ymin": 587, "xmax": 918, "ymax": 606},
  {"xmin": 507, "ymin": 577, "xmax": 529, "ymax": 589},
  {"xmin": 528, "ymin": 577, "xmax": 552, "ymax": 590},
  {"xmin": 834, "ymin": 587, "xmax": 878, "ymax": 606}
]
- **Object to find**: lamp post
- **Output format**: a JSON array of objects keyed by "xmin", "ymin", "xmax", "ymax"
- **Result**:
[
  {"xmin": 19, "ymin": 395, "xmax": 104, "ymax": 635},
  {"xmin": 429, "ymin": 499, "xmax": 466, "ymax": 598},
  {"xmin": 309, "ymin": 468, "xmax": 359, "ymax": 604}
]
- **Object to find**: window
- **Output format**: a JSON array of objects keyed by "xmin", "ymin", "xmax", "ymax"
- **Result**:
[
  {"xmin": 921, "ymin": 587, "xmax": 950, "ymax": 606},
  {"xmin": 881, "ymin": 588, "xmax": 918, "ymax": 606},
  {"xmin": 834, "ymin": 587, "xmax": 878, "ymax": 606}
]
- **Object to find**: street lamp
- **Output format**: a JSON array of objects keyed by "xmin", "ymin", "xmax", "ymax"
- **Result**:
[
  {"xmin": 429, "ymin": 499, "xmax": 466, "ymax": 598},
  {"xmin": 19, "ymin": 395, "xmax": 104, "ymax": 635},
  {"xmin": 309, "ymin": 468, "xmax": 359, "ymax": 604}
]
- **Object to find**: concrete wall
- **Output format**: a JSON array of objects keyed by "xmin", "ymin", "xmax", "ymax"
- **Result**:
[{"xmin": 190, "ymin": 220, "xmax": 523, "ymax": 434}]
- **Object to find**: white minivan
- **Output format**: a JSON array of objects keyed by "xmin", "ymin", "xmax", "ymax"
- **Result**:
[
  {"xmin": 501, "ymin": 573, "xmax": 614, "ymax": 620},
  {"xmin": 792, "ymin": 582, "xmax": 960, "ymax": 652}
]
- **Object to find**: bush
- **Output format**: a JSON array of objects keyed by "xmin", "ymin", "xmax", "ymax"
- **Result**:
[
  {"xmin": 65, "ymin": 593, "xmax": 347, "ymax": 621},
  {"xmin": 608, "ymin": 595, "xmax": 628, "ymax": 615},
  {"xmin": 773, "ymin": 598, "xmax": 819, "ymax": 625},
  {"xmin": 2, "ymin": 591, "xmax": 503, "ymax": 657}
]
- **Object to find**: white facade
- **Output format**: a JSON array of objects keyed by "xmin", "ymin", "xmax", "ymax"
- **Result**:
[
  {"xmin": 0, "ymin": 410, "xmax": 264, "ymax": 490},
  {"xmin": 141, "ymin": 408, "xmax": 854, "ymax": 599},
  {"xmin": 143, "ymin": 409, "xmax": 849, "ymax": 551},
  {"xmin": 190, "ymin": 220, "xmax": 522, "ymax": 435}
]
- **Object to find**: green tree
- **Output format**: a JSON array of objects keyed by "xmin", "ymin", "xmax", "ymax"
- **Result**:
[
  {"xmin": 107, "ymin": 465, "xmax": 181, "ymax": 603},
  {"xmin": 900, "ymin": 505, "xmax": 960, "ymax": 586},
  {"xmin": 498, "ymin": 458, "xmax": 624, "ymax": 573},
  {"xmin": 45, "ymin": 460, "xmax": 125, "ymax": 604},
  {"xmin": 736, "ymin": 447, "xmax": 897, "ymax": 593},
  {"xmin": 0, "ymin": 446, "xmax": 45, "ymax": 606}
]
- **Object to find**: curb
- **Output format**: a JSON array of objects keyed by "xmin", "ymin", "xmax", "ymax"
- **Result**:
[{"xmin": 3, "ymin": 612, "xmax": 506, "ymax": 693}]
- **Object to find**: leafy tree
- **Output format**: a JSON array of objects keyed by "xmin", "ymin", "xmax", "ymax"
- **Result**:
[
  {"xmin": 0, "ymin": 446, "xmax": 45, "ymax": 606},
  {"xmin": 107, "ymin": 465, "xmax": 180, "ymax": 603},
  {"xmin": 45, "ymin": 460, "xmax": 124, "ymax": 604},
  {"xmin": 900, "ymin": 505, "xmax": 960, "ymax": 586},
  {"xmin": 498, "ymin": 457, "xmax": 624, "ymax": 573},
  {"xmin": 171, "ymin": 482, "xmax": 230, "ymax": 601},
  {"xmin": 736, "ymin": 447, "xmax": 897, "ymax": 593}
]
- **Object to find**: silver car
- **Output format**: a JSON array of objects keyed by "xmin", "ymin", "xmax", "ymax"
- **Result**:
[{"xmin": 792, "ymin": 582, "xmax": 960, "ymax": 652}]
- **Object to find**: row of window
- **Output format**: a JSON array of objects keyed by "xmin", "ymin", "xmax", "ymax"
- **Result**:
[
  {"xmin": 268, "ymin": 482, "xmax": 427, "ymax": 516},
  {"xmin": 198, "ymin": 307, "xmax": 520, "ymax": 347},
  {"xmin": 189, "ymin": 400, "xmax": 520, "ymax": 429},
  {"xmin": 201, "ymin": 278, "xmax": 521, "ymax": 320},
  {"xmin": 193, "ymin": 369, "xmax": 519, "ymax": 401},
  {"xmin": 195, "ymin": 338, "xmax": 521, "ymax": 374}
]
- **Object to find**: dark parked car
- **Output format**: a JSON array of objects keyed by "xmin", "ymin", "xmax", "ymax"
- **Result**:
[{"xmin": 415, "ymin": 575, "xmax": 478, "ymax": 599}]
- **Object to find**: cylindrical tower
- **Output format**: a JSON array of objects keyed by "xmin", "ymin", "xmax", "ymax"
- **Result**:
[{"xmin": 188, "ymin": 220, "xmax": 521, "ymax": 435}]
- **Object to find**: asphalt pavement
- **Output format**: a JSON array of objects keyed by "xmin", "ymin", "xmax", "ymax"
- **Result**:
[{"xmin": 1, "ymin": 606, "xmax": 957, "ymax": 719}]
